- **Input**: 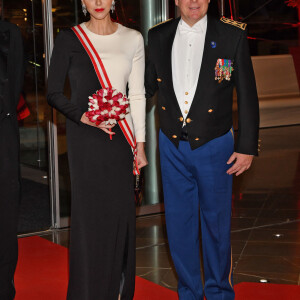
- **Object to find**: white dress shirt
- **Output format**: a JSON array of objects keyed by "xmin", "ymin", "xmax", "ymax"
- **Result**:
[{"xmin": 172, "ymin": 16, "xmax": 207, "ymax": 123}]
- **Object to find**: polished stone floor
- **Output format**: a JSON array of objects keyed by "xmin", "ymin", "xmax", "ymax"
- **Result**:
[{"xmin": 39, "ymin": 125, "xmax": 300, "ymax": 292}]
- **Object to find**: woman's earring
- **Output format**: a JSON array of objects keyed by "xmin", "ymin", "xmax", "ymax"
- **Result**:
[
  {"xmin": 111, "ymin": 0, "xmax": 116, "ymax": 13},
  {"xmin": 82, "ymin": 3, "xmax": 87, "ymax": 16}
]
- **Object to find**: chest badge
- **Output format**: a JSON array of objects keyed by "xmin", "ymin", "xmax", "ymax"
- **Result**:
[
  {"xmin": 215, "ymin": 59, "xmax": 234, "ymax": 83},
  {"xmin": 210, "ymin": 41, "xmax": 217, "ymax": 48}
]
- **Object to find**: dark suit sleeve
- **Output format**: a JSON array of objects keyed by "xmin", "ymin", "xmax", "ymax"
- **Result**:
[
  {"xmin": 145, "ymin": 30, "xmax": 158, "ymax": 99},
  {"xmin": 47, "ymin": 31, "xmax": 84, "ymax": 124},
  {"xmin": 12, "ymin": 25, "xmax": 24, "ymax": 110},
  {"xmin": 0, "ymin": 94, "xmax": 2, "ymax": 117},
  {"xmin": 234, "ymin": 30, "xmax": 260, "ymax": 156}
]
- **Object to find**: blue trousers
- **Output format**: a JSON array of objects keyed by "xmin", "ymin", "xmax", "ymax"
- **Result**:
[{"xmin": 159, "ymin": 129, "xmax": 235, "ymax": 300}]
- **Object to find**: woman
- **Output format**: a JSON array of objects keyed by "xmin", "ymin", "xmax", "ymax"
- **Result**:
[{"xmin": 47, "ymin": 0, "xmax": 147, "ymax": 299}]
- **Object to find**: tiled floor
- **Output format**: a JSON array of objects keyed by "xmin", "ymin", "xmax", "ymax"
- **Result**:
[{"xmin": 41, "ymin": 125, "xmax": 300, "ymax": 292}]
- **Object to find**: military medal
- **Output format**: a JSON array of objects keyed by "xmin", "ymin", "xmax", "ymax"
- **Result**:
[{"xmin": 215, "ymin": 59, "xmax": 234, "ymax": 83}]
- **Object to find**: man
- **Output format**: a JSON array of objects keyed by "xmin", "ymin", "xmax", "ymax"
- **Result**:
[
  {"xmin": 0, "ymin": 16, "xmax": 24, "ymax": 299},
  {"xmin": 145, "ymin": 0, "xmax": 259, "ymax": 299}
]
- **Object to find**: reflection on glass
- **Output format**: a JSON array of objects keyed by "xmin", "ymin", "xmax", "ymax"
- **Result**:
[
  {"xmin": 223, "ymin": 0, "xmax": 299, "ymax": 56},
  {"xmin": 2, "ymin": 0, "xmax": 51, "ymax": 233}
]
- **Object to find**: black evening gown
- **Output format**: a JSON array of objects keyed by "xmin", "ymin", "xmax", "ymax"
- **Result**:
[{"xmin": 47, "ymin": 29, "xmax": 136, "ymax": 300}]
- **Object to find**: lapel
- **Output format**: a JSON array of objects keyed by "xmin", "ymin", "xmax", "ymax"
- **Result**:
[
  {"xmin": 159, "ymin": 18, "xmax": 181, "ymax": 113},
  {"xmin": 188, "ymin": 15, "xmax": 220, "ymax": 114},
  {"xmin": 0, "ymin": 23, "xmax": 12, "ymax": 110}
]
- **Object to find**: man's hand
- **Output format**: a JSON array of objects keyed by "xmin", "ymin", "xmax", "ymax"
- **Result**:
[{"xmin": 227, "ymin": 152, "xmax": 254, "ymax": 176}]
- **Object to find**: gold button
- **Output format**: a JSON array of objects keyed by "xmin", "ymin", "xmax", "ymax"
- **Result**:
[
  {"xmin": 185, "ymin": 92, "xmax": 189, "ymax": 95},
  {"xmin": 184, "ymin": 101, "xmax": 188, "ymax": 104},
  {"xmin": 184, "ymin": 110, "xmax": 188, "ymax": 114},
  {"xmin": 186, "ymin": 118, "xmax": 192, "ymax": 124},
  {"xmin": 208, "ymin": 109, "xmax": 214, "ymax": 113},
  {"xmin": 157, "ymin": 78, "xmax": 162, "ymax": 82},
  {"xmin": 195, "ymin": 138, "xmax": 200, "ymax": 141},
  {"xmin": 179, "ymin": 117, "xmax": 184, "ymax": 122},
  {"xmin": 162, "ymin": 106, "xmax": 166, "ymax": 110},
  {"xmin": 172, "ymin": 135, "xmax": 177, "ymax": 139}
]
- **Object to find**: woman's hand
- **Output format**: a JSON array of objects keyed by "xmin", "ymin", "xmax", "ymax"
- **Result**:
[
  {"xmin": 136, "ymin": 142, "xmax": 148, "ymax": 169},
  {"xmin": 80, "ymin": 113, "xmax": 115, "ymax": 135}
]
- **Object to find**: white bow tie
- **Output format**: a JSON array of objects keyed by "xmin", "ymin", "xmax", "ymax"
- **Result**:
[{"xmin": 179, "ymin": 24, "xmax": 203, "ymax": 34}]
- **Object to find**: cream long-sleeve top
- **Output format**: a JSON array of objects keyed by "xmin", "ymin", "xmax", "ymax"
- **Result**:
[{"xmin": 81, "ymin": 22, "xmax": 146, "ymax": 142}]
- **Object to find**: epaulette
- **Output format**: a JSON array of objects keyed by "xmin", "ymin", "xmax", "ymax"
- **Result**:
[
  {"xmin": 150, "ymin": 19, "xmax": 173, "ymax": 30},
  {"xmin": 220, "ymin": 17, "xmax": 247, "ymax": 30}
]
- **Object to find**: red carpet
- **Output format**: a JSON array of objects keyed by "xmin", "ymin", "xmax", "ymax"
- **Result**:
[
  {"xmin": 15, "ymin": 236, "xmax": 68, "ymax": 300},
  {"xmin": 15, "ymin": 237, "xmax": 300, "ymax": 300},
  {"xmin": 15, "ymin": 236, "xmax": 177, "ymax": 300},
  {"xmin": 234, "ymin": 282, "xmax": 300, "ymax": 300}
]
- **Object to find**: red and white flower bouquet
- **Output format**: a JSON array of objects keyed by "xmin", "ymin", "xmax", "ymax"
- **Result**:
[{"xmin": 85, "ymin": 87, "xmax": 130, "ymax": 139}]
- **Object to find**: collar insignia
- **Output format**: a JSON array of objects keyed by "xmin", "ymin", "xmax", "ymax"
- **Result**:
[{"xmin": 220, "ymin": 17, "xmax": 247, "ymax": 30}]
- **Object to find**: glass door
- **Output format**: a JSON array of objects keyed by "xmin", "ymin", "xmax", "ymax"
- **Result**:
[{"xmin": 1, "ymin": 0, "xmax": 51, "ymax": 234}]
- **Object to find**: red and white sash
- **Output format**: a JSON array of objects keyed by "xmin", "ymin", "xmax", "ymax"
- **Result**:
[{"xmin": 72, "ymin": 24, "xmax": 140, "ymax": 175}]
